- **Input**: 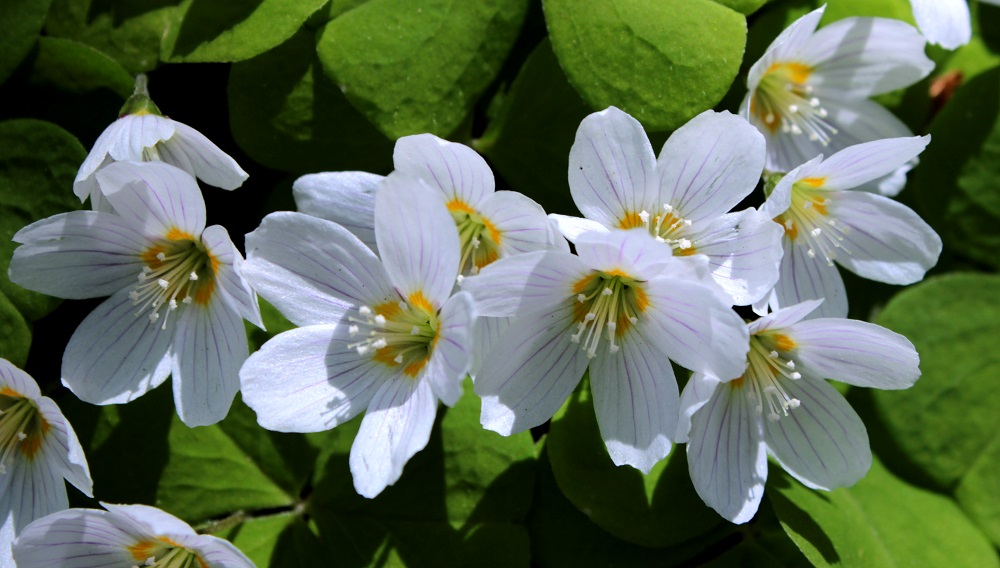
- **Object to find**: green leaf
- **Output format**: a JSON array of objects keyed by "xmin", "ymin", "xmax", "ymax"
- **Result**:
[
  {"xmin": 0, "ymin": 119, "xmax": 85, "ymax": 321},
  {"xmin": 31, "ymin": 37, "xmax": 135, "ymax": 98},
  {"xmin": 0, "ymin": 0, "xmax": 53, "ymax": 85},
  {"xmin": 315, "ymin": 0, "xmax": 530, "ymax": 138},
  {"xmin": 161, "ymin": 0, "xmax": 328, "ymax": 63},
  {"xmin": 0, "ymin": 289, "xmax": 31, "ymax": 368},
  {"xmin": 771, "ymin": 457, "xmax": 998, "ymax": 567},
  {"xmin": 228, "ymin": 29, "xmax": 394, "ymax": 174},
  {"xmin": 476, "ymin": 38, "xmax": 590, "ymax": 216},
  {"xmin": 543, "ymin": 0, "xmax": 746, "ymax": 131},
  {"xmin": 818, "ymin": 0, "xmax": 914, "ymax": 24},
  {"xmin": 712, "ymin": 0, "xmax": 767, "ymax": 16},
  {"xmin": 546, "ymin": 379, "xmax": 723, "ymax": 548},
  {"xmin": 873, "ymin": 273, "xmax": 1000, "ymax": 545},
  {"xmin": 222, "ymin": 513, "xmax": 329, "ymax": 567},
  {"xmin": 44, "ymin": 0, "xmax": 182, "ymax": 74}
]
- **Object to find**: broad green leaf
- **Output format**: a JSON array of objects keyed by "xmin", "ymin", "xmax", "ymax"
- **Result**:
[
  {"xmin": 161, "ymin": 0, "xmax": 328, "ymax": 63},
  {"xmin": 543, "ymin": 0, "xmax": 746, "ymax": 131},
  {"xmin": 0, "ymin": 119, "xmax": 85, "ymax": 321},
  {"xmin": 873, "ymin": 273, "xmax": 1000, "ymax": 544},
  {"xmin": 819, "ymin": 0, "xmax": 914, "ymax": 24},
  {"xmin": 771, "ymin": 457, "xmax": 998, "ymax": 568},
  {"xmin": 0, "ymin": 289, "xmax": 31, "ymax": 368},
  {"xmin": 713, "ymin": 0, "xmax": 768, "ymax": 15},
  {"xmin": 31, "ymin": 37, "xmax": 135, "ymax": 98},
  {"xmin": 221, "ymin": 513, "xmax": 329, "ymax": 567},
  {"xmin": 228, "ymin": 30, "xmax": 394, "ymax": 174},
  {"xmin": 0, "ymin": 0, "xmax": 53, "ymax": 85},
  {"xmin": 315, "ymin": 0, "xmax": 530, "ymax": 139},
  {"xmin": 546, "ymin": 380, "xmax": 723, "ymax": 548},
  {"xmin": 44, "ymin": 0, "xmax": 183, "ymax": 74}
]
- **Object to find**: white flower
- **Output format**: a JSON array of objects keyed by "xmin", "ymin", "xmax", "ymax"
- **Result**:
[
  {"xmin": 550, "ymin": 107, "xmax": 783, "ymax": 306},
  {"xmin": 9, "ymin": 161, "xmax": 262, "ymax": 427},
  {"xmin": 0, "ymin": 358, "xmax": 92, "ymax": 566},
  {"xmin": 239, "ymin": 174, "xmax": 475, "ymax": 498},
  {"xmin": 75, "ymin": 75, "xmax": 248, "ymax": 211},
  {"xmin": 741, "ymin": 6, "xmax": 934, "ymax": 196},
  {"xmin": 758, "ymin": 136, "xmax": 942, "ymax": 318},
  {"xmin": 462, "ymin": 229, "xmax": 748, "ymax": 473},
  {"xmin": 12, "ymin": 503, "xmax": 254, "ymax": 567},
  {"xmin": 676, "ymin": 299, "xmax": 921, "ymax": 524},
  {"xmin": 911, "ymin": 0, "xmax": 1000, "ymax": 49}
]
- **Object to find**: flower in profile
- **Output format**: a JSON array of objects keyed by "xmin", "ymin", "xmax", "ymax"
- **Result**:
[
  {"xmin": 12, "ymin": 503, "xmax": 254, "ymax": 567},
  {"xmin": 239, "ymin": 174, "xmax": 475, "ymax": 498},
  {"xmin": 462, "ymin": 229, "xmax": 748, "ymax": 473},
  {"xmin": 75, "ymin": 74, "xmax": 248, "ymax": 211},
  {"xmin": 9, "ymin": 161, "xmax": 261, "ymax": 427},
  {"xmin": 910, "ymin": 0, "xmax": 1000, "ymax": 50},
  {"xmin": 677, "ymin": 300, "xmax": 921, "ymax": 523},
  {"xmin": 742, "ymin": 6, "xmax": 933, "ymax": 195},
  {"xmin": 551, "ymin": 107, "xmax": 783, "ymax": 306},
  {"xmin": 0, "ymin": 358, "xmax": 92, "ymax": 565},
  {"xmin": 758, "ymin": 136, "xmax": 941, "ymax": 318}
]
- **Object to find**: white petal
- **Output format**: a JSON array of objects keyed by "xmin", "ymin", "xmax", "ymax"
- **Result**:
[
  {"xmin": 292, "ymin": 171, "xmax": 382, "ymax": 251},
  {"xmin": 350, "ymin": 376, "xmax": 438, "ymax": 498},
  {"xmin": 460, "ymin": 250, "xmax": 586, "ymax": 318},
  {"xmin": 61, "ymin": 289, "xmax": 174, "ymax": 406},
  {"xmin": 10, "ymin": 211, "xmax": 150, "ymax": 299},
  {"xmin": 475, "ymin": 305, "xmax": 589, "ymax": 435},
  {"xmin": 676, "ymin": 372, "xmax": 722, "ymax": 443},
  {"xmin": 158, "ymin": 121, "xmax": 248, "ymax": 190},
  {"xmin": 102, "ymin": 503, "xmax": 196, "ymax": 537},
  {"xmin": 548, "ymin": 213, "xmax": 609, "ymax": 243},
  {"xmin": 201, "ymin": 225, "xmax": 262, "ymax": 328},
  {"xmin": 808, "ymin": 136, "xmax": 930, "ymax": 191},
  {"xmin": 3, "ymin": 452, "xmax": 68, "ymax": 532},
  {"xmin": 747, "ymin": 6, "xmax": 826, "ymax": 91},
  {"xmin": 759, "ymin": 155, "xmax": 824, "ymax": 220},
  {"xmin": 240, "ymin": 324, "xmax": 389, "ymax": 433},
  {"xmin": 656, "ymin": 110, "xmax": 765, "ymax": 223},
  {"xmin": 478, "ymin": 191, "xmax": 554, "ymax": 256},
  {"xmin": 393, "ymin": 134, "xmax": 494, "ymax": 207},
  {"xmin": 106, "ymin": 114, "xmax": 175, "ymax": 162},
  {"xmin": 424, "ymin": 291, "xmax": 475, "ymax": 406},
  {"xmin": 590, "ymin": 331, "xmax": 678, "ymax": 474},
  {"xmin": 74, "ymin": 121, "xmax": 125, "ymax": 201},
  {"xmin": 186, "ymin": 535, "xmax": 255, "ymax": 568},
  {"xmin": 375, "ymin": 173, "xmax": 460, "ymax": 308},
  {"xmin": 97, "ymin": 161, "xmax": 207, "ymax": 238},
  {"xmin": 789, "ymin": 319, "xmax": 920, "ymax": 390},
  {"xmin": 243, "ymin": 212, "xmax": 394, "ymax": 327},
  {"xmin": 574, "ymin": 229, "xmax": 674, "ymax": 280},
  {"xmin": 11, "ymin": 508, "xmax": 140, "ymax": 567},
  {"xmin": 820, "ymin": 91, "xmax": 914, "ymax": 150},
  {"xmin": 470, "ymin": 316, "xmax": 511, "ymax": 378},
  {"xmin": 0, "ymin": 359, "xmax": 41, "ymax": 399},
  {"xmin": 764, "ymin": 376, "xmax": 871, "ymax": 491},
  {"xmin": 568, "ymin": 107, "xmax": 657, "ymax": 227},
  {"xmin": 806, "ymin": 18, "xmax": 933, "ymax": 96},
  {"xmin": 687, "ymin": 380, "xmax": 767, "ymax": 524},
  {"xmin": 912, "ymin": 0, "xmax": 971, "ymax": 49},
  {"xmin": 827, "ymin": 191, "xmax": 941, "ymax": 285},
  {"xmin": 690, "ymin": 208, "xmax": 784, "ymax": 305},
  {"xmin": 747, "ymin": 299, "xmax": 824, "ymax": 335},
  {"xmin": 35, "ymin": 397, "xmax": 93, "ymax": 498},
  {"xmin": 772, "ymin": 236, "xmax": 848, "ymax": 319}
]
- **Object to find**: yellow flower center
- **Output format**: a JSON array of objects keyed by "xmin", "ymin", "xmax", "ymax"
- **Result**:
[
  {"xmin": 772, "ymin": 177, "xmax": 851, "ymax": 265},
  {"xmin": 128, "ymin": 537, "xmax": 206, "ymax": 568},
  {"xmin": 731, "ymin": 330, "xmax": 802, "ymax": 421},
  {"xmin": 349, "ymin": 291, "xmax": 440, "ymax": 378},
  {"xmin": 570, "ymin": 270, "xmax": 649, "ymax": 358},
  {"xmin": 750, "ymin": 62, "xmax": 838, "ymax": 144},
  {"xmin": 131, "ymin": 228, "xmax": 218, "ymax": 330},
  {"xmin": 0, "ymin": 387, "xmax": 49, "ymax": 473},
  {"xmin": 447, "ymin": 198, "xmax": 502, "ymax": 275},
  {"xmin": 617, "ymin": 205, "xmax": 699, "ymax": 256}
]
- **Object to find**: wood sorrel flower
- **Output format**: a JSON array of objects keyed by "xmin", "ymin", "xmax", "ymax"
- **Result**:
[
  {"xmin": 9, "ymin": 161, "xmax": 261, "ymax": 427},
  {"xmin": 910, "ymin": 0, "xmax": 1000, "ymax": 49}
]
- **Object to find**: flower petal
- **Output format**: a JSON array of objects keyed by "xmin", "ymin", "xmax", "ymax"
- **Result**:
[
  {"xmin": 475, "ymin": 305, "xmax": 589, "ymax": 435},
  {"xmin": 97, "ymin": 161, "xmax": 207, "ymax": 237},
  {"xmin": 393, "ymin": 134, "xmax": 494, "ymax": 207},
  {"xmin": 2, "ymin": 451, "xmax": 69, "ymax": 532},
  {"xmin": 374, "ymin": 173, "xmax": 460, "ymax": 308},
  {"xmin": 747, "ymin": 6, "xmax": 826, "ymax": 91},
  {"xmin": 35, "ymin": 397, "xmax": 93, "ymax": 498},
  {"xmin": 687, "ymin": 380, "xmax": 767, "ymax": 524},
  {"xmin": 350, "ymin": 376, "xmax": 437, "ymax": 498},
  {"xmin": 772, "ymin": 236, "xmax": 848, "ymax": 319},
  {"xmin": 425, "ymin": 291, "xmax": 475, "ymax": 407},
  {"xmin": 759, "ymin": 155, "xmax": 824, "ymax": 220},
  {"xmin": 293, "ymin": 171, "xmax": 381, "ymax": 251},
  {"xmin": 10, "ymin": 211, "xmax": 150, "ymax": 300},
  {"xmin": 676, "ymin": 372, "xmax": 722, "ymax": 443},
  {"xmin": 568, "ymin": 107, "xmax": 657, "ymax": 227},
  {"xmin": 548, "ymin": 213, "xmax": 609, "ymax": 243},
  {"xmin": 0, "ymin": 359, "xmax": 41, "ymax": 399},
  {"xmin": 74, "ymin": 121, "xmax": 124, "ymax": 202},
  {"xmin": 747, "ymin": 299, "xmax": 824, "ymax": 335},
  {"xmin": 460, "ymin": 250, "xmax": 586, "ymax": 318},
  {"xmin": 763, "ymin": 376, "xmax": 871, "ymax": 491},
  {"xmin": 590, "ymin": 331, "xmax": 678, "ymax": 473},
  {"xmin": 656, "ymin": 110, "xmax": 765, "ymax": 223},
  {"xmin": 470, "ymin": 315, "xmax": 511, "ymax": 378},
  {"xmin": 107, "ymin": 114, "xmax": 175, "ymax": 162},
  {"xmin": 478, "ymin": 191, "xmax": 555, "ymax": 256},
  {"xmin": 690, "ymin": 208, "xmax": 784, "ymax": 305},
  {"xmin": 912, "ymin": 0, "xmax": 971, "ymax": 49},
  {"xmin": 11, "ymin": 508, "xmax": 140, "ymax": 567},
  {"xmin": 790, "ymin": 318, "xmax": 920, "ymax": 390},
  {"xmin": 243, "ymin": 212, "xmax": 394, "ymax": 327},
  {"xmin": 828, "ymin": 191, "xmax": 941, "ymax": 285},
  {"xmin": 574, "ymin": 229, "xmax": 674, "ymax": 281},
  {"xmin": 201, "ymin": 225, "xmax": 261, "ymax": 328},
  {"xmin": 240, "ymin": 324, "xmax": 388, "ymax": 433},
  {"xmin": 158, "ymin": 121, "xmax": 248, "ymax": 190},
  {"xmin": 807, "ymin": 136, "xmax": 930, "ymax": 191}
]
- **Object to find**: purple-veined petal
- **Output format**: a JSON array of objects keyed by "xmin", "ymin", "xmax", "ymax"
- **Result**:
[
  {"xmin": 827, "ymin": 191, "xmax": 941, "ymax": 285},
  {"xmin": 170, "ymin": 296, "xmax": 247, "ymax": 427},
  {"xmin": 240, "ymin": 324, "xmax": 388, "ymax": 433},
  {"xmin": 656, "ymin": 110, "xmax": 766, "ymax": 223},
  {"xmin": 759, "ymin": 155, "xmax": 824, "ymax": 220},
  {"xmin": 589, "ymin": 330, "xmax": 678, "ymax": 473},
  {"xmin": 789, "ymin": 318, "xmax": 920, "ymax": 390},
  {"xmin": 393, "ymin": 134, "xmax": 494, "ymax": 208},
  {"xmin": 549, "ymin": 213, "xmax": 609, "ymax": 243},
  {"xmin": 293, "ymin": 171, "xmax": 381, "ymax": 252},
  {"xmin": 912, "ymin": 0, "xmax": 971, "ymax": 49},
  {"xmin": 763, "ymin": 376, "xmax": 871, "ymax": 491},
  {"xmin": 201, "ymin": 225, "xmax": 261, "ymax": 328},
  {"xmin": 350, "ymin": 376, "xmax": 438, "ymax": 498},
  {"xmin": 460, "ymin": 250, "xmax": 586, "ymax": 318},
  {"xmin": 61, "ymin": 289, "xmax": 174, "ymax": 406},
  {"xmin": 471, "ymin": 316, "xmax": 511, "ymax": 378},
  {"xmin": 676, "ymin": 373, "xmax": 722, "ymax": 443},
  {"xmin": 243, "ymin": 212, "xmax": 394, "ymax": 327},
  {"xmin": 687, "ymin": 379, "xmax": 767, "ymax": 524},
  {"xmin": 0, "ymin": 357, "xmax": 40, "ymax": 399},
  {"xmin": 11, "ymin": 508, "xmax": 140, "ymax": 568},
  {"xmin": 74, "ymin": 121, "xmax": 124, "ymax": 202},
  {"xmin": 478, "ymin": 191, "xmax": 554, "ymax": 257},
  {"xmin": 375, "ymin": 174, "xmax": 460, "ymax": 308},
  {"xmin": 158, "ymin": 121, "xmax": 248, "ymax": 190},
  {"xmin": 807, "ymin": 136, "xmax": 929, "ymax": 191},
  {"xmin": 103, "ymin": 503, "xmax": 196, "ymax": 537},
  {"xmin": 772, "ymin": 236, "xmax": 848, "ymax": 319},
  {"xmin": 747, "ymin": 6, "xmax": 826, "ymax": 92},
  {"xmin": 186, "ymin": 535, "xmax": 255, "ymax": 568},
  {"xmin": 35, "ymin": 397, "xmax": 93, "ymax": 498},
  {"xmin": 10, "ymin": 211, "xmax": 151, "ymax": 300},
  {"xmin": 568, "ymin": 107, "xmax": 658, "ymax": 227},
  {"xmin": 97, "ymin": 161, "xmax": 207, "ymax": 238},
  {"xmin": 424, "ymin": 291, "xmax": 475, "ymax": 407},
  {"xmin": 475, "ymin": 305, "xmax": 589, "ymax": 435},
  {"xmin": 3, "ymin": 452, "xmax": 69, "ymax": 532},
  {"xmin": 690, "ymin": 208, "xmax": 784, "ymax": 305},
  {"xmin": 106, "ymin": 114, "xmax": 175, "ymax": 162},
  {"xmin": 748, "ymin": 299, "xmax": 824, "ymax": 335},
  {"xmin": 574, "ymin": 229, "xmax": 674, "ymax": 281}
]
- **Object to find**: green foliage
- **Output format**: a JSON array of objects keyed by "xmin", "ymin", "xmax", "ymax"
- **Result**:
[
  {"xmin": 0, "ymin": 290, "xmax": 31, "ymax": 367},
  {"xmin": 543, "ymin": 0, "xmax": 747, "ymax": 131},
  {"xmin": 819, "ymin": 0, "xmax": 914, "ymax": 24},
  {"xmin": 0, "ymin": 0, "xmax": 53, "ymax": 86},
  {"xmin": 31, "ymin": 37, "xmax": 136, "ymax": 99}
]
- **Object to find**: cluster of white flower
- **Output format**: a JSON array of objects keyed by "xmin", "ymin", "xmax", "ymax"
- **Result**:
[{"xmin": 0, "ymin": 4, "xmax": 953, "ymax": 565}]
